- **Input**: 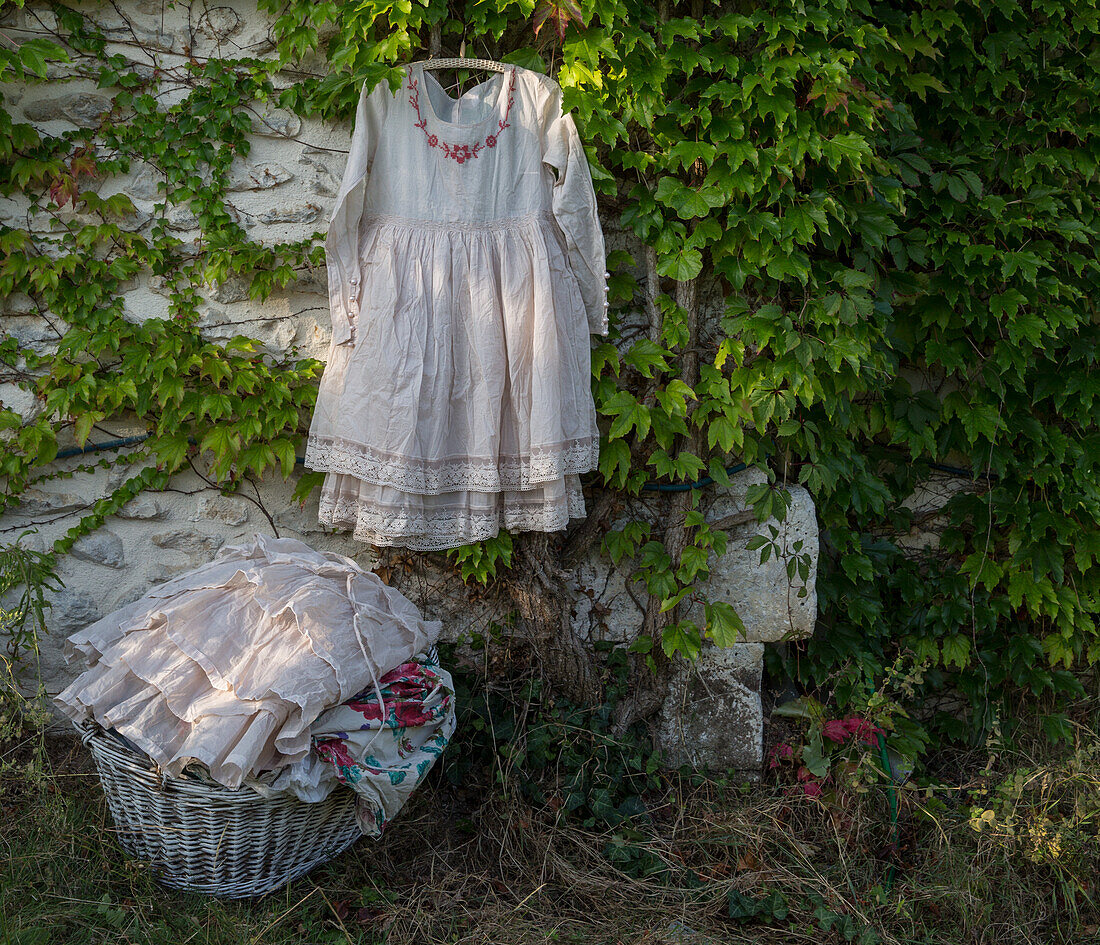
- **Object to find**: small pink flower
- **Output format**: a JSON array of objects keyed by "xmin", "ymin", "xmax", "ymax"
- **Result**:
[
  {"xmin": 822, "ymin": 719, "xmax": 850, "ymax": 743},
  {"xmin": 427, "ymin": 134, "xmax": 438, "ymax": 147},
  {"xmin": 486, "ymin": 134, "xmax": 497, "ymax": 148}
]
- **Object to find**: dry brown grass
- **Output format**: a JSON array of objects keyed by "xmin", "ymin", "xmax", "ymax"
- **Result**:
[{"xmin": 1, "ymin": 699, "xmax": 1097, "ymax": 945}]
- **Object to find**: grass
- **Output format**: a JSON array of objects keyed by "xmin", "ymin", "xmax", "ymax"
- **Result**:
[
  {"xmin": 3, "ymin": 542, "xmax": 1087, "ymax": 943},
  {"xmin": 1, "ymin": 669, "xmax": 1098, "ymax": 945}
]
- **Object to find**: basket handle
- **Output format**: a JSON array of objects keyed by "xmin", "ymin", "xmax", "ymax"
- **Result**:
[{"xmin": 77, "ymin": 719, "xmax": 172, "ymax": 790}]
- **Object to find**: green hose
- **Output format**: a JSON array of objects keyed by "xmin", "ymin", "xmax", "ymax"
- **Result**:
[{"xmin": 876, "ymin": 731, "xmax": 900, "ymax": 892}]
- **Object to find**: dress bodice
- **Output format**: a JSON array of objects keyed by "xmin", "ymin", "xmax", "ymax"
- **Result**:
[{"xmin": 362, "ymin": 65, "xmax": 557, "ymax": 223}]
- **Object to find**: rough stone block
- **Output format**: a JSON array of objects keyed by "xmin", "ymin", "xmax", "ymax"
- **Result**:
[
  {"xmin": 208, "ymin": 274, "xmax": 252, "ymax": 304},
  {"xmin": 147, "ymin": 561, "xmax": 202, "ymax": 585},
  {"xmin": 257, "ymin": 202, "xmax": 321, "ymax": 226},
  {"xmin": 15, "ymin": 488, "xmax": 86, "ymax": 516},
  {"xmin": 197, "ymin": 495, "xmax": 251, "ymax": 527},
  {"xmin": 273, "ymin": 501, "xmax": 329, "ymax": 536},
  {"xmin": 572, "ymin": 468, "xmax": 818, "ymax": 647},
  {"xmin": 70, "ymin": 529, "xmax": 125, "ymax": 569},
  {"xmin": 252, "ymin": 108, "xmax": 302, "ymax": 139},
  {"xmin": 46, "ymin": 588, "xmax": 100, "ymax": 635},
  {"xmin": 687, "ymin": 477, "xmax": 818, "ymax": 644},
  {"xmin": 115, "ymin": 495, "xmax": 167, "ymax": 520},
  {"xmin": 0, "ymin": 384, "xmax": 42, "ymax": 424},
  {"xmin": 228, "ymin": 160, "xmax": 293, "ymax": 191},
  {"xmin": 151, "ymin": 530, "xmax": 224, "ymax": 558},
  {"xmin": 309, "ymin": 172, "xmax": 340, "ymax": 197},
  {"xmin": 199, "ymin": 312, "xmax": 299, "ymax": 350},
  {"xmin": 4, "ymin": 315, "xmax": 64, "ymax": 355},
  {"xmin": 655, "ymin": 642, "xmax": 764, "ymax": 772},
  {"xmin": 127, "ymin": 164, "xmax": 166, "ymax": 201},
  {"xmin": 22, "ymin": 92, "xmax": 111, "ymax": 126},
  {"xmin": 167, "ymin": 204, "xmax": 239, "ymax": 231}
]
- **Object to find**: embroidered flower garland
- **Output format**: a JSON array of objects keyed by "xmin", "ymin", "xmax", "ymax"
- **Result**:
[{"xmin": 408, "ymin": 67, "xmax": 517, "ymax": 165}]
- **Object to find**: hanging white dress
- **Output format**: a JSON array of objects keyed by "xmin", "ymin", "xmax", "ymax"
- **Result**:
[{"xmin": 305, "ymin": 64, "xmax": 608, "ymax": 551}]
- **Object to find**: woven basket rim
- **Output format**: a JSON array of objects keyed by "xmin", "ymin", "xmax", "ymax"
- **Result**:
[
  {"xmin": 78, "ymin": 717, "xmax": 364, "ymax": 897},
  {"xmin": 76, "ymin": 719, "xmax": 311, "ymax": 803}
]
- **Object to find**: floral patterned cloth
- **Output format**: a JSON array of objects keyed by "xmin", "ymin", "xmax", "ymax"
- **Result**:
[{"xmin": 265, "ymin": 651, "xmax": 456, "ymax": 836}]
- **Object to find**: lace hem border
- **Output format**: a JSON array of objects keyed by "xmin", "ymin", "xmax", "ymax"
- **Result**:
[
  {"xmin": 305, "ymin": 436, "xmax": 600, "ymax": 494},
  {"xmin": 318, "ymin": 490, "xmax": 586, "ymax": 552}
]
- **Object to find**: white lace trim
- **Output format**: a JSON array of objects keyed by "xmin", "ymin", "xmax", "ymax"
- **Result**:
[
  {"xmin": 361, "ymin": 209, "xmax": 557, "ymax": 233},
  {"xmin": 305, "ymin": 436, "xmax": 600, "ymax": 494},
  {"xmin": 318, "ymin": 489, "xmax": 586, "ymax": 552}
]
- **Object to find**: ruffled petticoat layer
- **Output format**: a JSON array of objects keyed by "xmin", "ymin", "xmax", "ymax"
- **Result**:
[
  {"xmin": 316, "ymin": 472, "xmax": 586, "ymax": 550},
  {"xmin": 55, "ymin": 534, "xmax": 441, "ymax": 788},
  {"xmin": 306, "ymin": 211, "xmax": 600, "ymax": 550}
]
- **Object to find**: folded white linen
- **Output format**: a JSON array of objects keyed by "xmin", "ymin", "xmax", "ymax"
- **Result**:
[{"xmin": 56, "ymin": 533, "xmax": 441, "ymax": 788}]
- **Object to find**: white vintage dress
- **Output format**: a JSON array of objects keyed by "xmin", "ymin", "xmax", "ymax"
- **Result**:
[{"xmin": 305, "ymin": 64, "xmax": 608, "ymax": 551}]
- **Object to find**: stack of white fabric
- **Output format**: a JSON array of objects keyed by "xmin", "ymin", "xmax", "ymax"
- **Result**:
[{"xmin": 56, "ymin": 533, "xmax": 455, "ymax": 835}]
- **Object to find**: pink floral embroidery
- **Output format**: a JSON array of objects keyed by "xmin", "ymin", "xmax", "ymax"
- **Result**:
[{"xmin": 407, "ymin": 68, "xmax": 517, "ymax": 166}]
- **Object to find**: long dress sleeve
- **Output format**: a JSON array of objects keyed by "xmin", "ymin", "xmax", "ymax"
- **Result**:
[
  {"xmin": 326, "ymin": 81, "xmax": 389, "ymax": 347},
  {"xmin": 541, "ymin": 85, "xmax": 609, "ymax": 335}
]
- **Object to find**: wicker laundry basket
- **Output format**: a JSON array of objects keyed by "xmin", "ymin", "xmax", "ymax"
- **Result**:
[{"xmin": 78, "ymin": 720, "xmax": 363, "ymax": 898}]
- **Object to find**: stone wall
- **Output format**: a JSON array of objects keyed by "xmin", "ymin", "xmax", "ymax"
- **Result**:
[{"xmin": 0, "ymin": 0, "xmax": 820, "ymax": 770}]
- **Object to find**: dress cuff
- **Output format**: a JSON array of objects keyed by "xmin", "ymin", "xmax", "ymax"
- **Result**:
[
  {"xmin": 590, "ymin": 269, "xmax": 610, "ymax": 334},
  {"xmin": 332, "ymin": 274, "xmax": 362, "ymax": 347}
]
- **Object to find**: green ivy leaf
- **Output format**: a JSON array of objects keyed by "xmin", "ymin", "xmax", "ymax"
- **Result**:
[
  {"xmin": 941, "ymin": 635, "xmax": 972, "ymax": 670},
  {"xmin": 72, "ymin": 411, "xmax": 104, "ymax": 448},
  {"xmin": 272, "ymin": 437, "xmax": 297, "ymax": 479},
  {"xmin": 661, "ymin": 619, "xmax": 702, "ymax": 660},
  {"xmin": 606, "ymin": 393, "xmax": 651, "ymax": 441},
  {"xmin": 704, "ymin": 600, "xmax": 745, "ymax": 647},
  {"xmin": 657, "ymin": 247, "xmax": 703, "ymax": 281}
]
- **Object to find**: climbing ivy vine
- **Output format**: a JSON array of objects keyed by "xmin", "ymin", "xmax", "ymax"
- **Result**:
[
  {"xmin": 0, "ymin": 4, "xmax": 323, "ymax": 554},
  {"xmin": 0, "ymin": 0, "xmax": 1097, "ymax": 754},
  {"xmin": 799, "ymin": 2, "xmax": 1100, "ymax": 744}
]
